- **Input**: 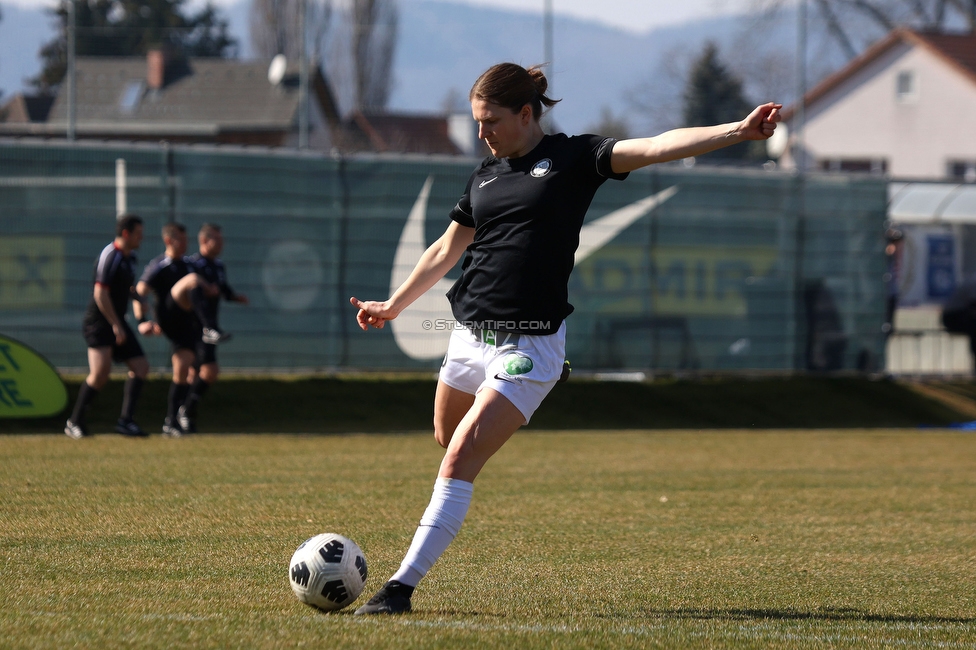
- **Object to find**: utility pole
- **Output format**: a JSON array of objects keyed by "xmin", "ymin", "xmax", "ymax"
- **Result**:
[
  {"xmin": 794, "ymin": 0, "xmax": 806, "ymax": 171},
  {"xmin": 298, "ymin": 0, "xmax": 309, "ymax": 149},
  {"xmin": 543, "ymin": 0, "xmax": 553, "ymax": 128},
  {"xmin": 67, "ymin": 0, "xmax": 77, "ymax": 141}
]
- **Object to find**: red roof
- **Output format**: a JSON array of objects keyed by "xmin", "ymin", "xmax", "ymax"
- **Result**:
[
  {"xmin": 343, "ymin": 111, "xmax": 462, "ymax": 155},
  {"xmin": 785, "ymin": 28, "xmax": 976, "ymax": 120}
]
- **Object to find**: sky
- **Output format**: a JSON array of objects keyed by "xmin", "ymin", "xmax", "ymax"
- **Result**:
[
  {"xmin": 440, "ymin": 0, "xmax": 760, "ymax": 33},
  {"xmin": 1, "ymin": 0, "xmax": 762, "ymax": 34}
]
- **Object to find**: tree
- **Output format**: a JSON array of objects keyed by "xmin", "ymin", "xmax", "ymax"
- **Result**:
[
  {"xmin": 249, "ymin": 0, "xmax": 333, "ymax": 62},
  {"xmin": 31, "ymin": 0, "xmax": 237, "ymax": 93},
  {"xmin": 682, "ymin": 42, "xmax": 757, "ymax": 162},
  {"xmin": 319, "ymin": 0, "xmax": 397, "ymax": 113},
  {"xmin": 350, "ymin": 0, "xmax": 398, "ymax": 111},
  {"xmin": 586, "ymin": 107, "xmax": 630, "ymax": 141},
  {"xmin": 753, "ymin": 0, "xmax": 976, "ymax": 61}
]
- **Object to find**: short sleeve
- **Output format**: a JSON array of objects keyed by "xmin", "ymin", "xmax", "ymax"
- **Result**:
[
  {"xmin": 94, "ymin": 250, "xmax": 119, "ymax": 286},
  {"xmin": 449, "ymin": 170, "xmax": 477, "ymax": 228},
  {"xmin": 594, "ymin": 137, "xmax": 629, "ymax": 181}
]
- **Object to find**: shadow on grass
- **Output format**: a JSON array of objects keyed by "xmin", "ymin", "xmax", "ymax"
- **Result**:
[{"xmin": 634, "ymin": 608, "xmax": 974, "ymax": 624}]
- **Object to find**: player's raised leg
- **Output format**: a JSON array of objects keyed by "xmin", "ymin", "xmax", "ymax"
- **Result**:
[{"xmin": 171, "ymin": 273, "xmax": 229, "ymax": 343}]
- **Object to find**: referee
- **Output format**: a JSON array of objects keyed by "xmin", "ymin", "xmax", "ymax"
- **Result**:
[
  {"xmin": 178, "ymin": 223, "xmax": 248, "ymax": 433},
  {"xmin": 65, "ymin": 214, "xmax": 153, "ymax": 439},
  {"xmin": 136, "ymin": 222, "xmax": 220, "ymax": 436},
  {"xmin": 350, "ymin": 62, "xmax": 781, "ymax": 614}
]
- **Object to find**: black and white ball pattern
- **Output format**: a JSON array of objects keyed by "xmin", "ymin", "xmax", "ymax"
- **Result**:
[{"xmin": 289, "ymin": 533, "xmax": 368, "ymax": 611}]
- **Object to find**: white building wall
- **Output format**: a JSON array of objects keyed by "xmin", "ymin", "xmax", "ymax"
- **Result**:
[{"xmin": 797, "ymin": 41, "xmax": 976, "ymax": 179}]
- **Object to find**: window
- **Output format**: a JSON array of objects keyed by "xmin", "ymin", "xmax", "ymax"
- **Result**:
[
  {"xmin": 896, "ymin": 70, "xmax": 918, "ymax": 102},
  {"xmin": 118, "ymin": 80, "xmax": 145, "ymax": 114}
]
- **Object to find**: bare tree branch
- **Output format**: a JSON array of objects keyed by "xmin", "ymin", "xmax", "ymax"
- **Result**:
[
  {"xmin": 846, "ymin": 0, "xmax": 898, "ymax": 31},
  {"xmin": 351, "ymin": 0, "xmax": 397, "ymax": 111},
  {"xmin": 250, "ymin": 0, "xmax": 332, "ymax": 61},
  {"xmin": 815, "ymin": 0, "xmax": 859, "ymax": 59}
]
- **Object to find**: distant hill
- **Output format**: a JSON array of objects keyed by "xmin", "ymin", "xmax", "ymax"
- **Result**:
[{"xmin": 1, "ymin": 0, "xmax": 855, "ymax": 136}]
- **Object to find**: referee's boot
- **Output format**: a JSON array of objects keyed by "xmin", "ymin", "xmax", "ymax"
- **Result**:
[
  {"xmin": 353, "ymin": 581, "xmax": 414, "ymax": 615},
  {"xmin": 115, "ymin": 417, "xmax": 149, "ymax": 437},
  {"xmin": 64, "ymin": 419, "xmax": 89, "ymax": 439},
  {"xmin": 162, "ymin": 418, "xmax": 183, "ymax": 438},
  {"xmin": 177, "ymin": 405, "xmax": 197, "ymax": 434},
  {"xmin": 202, "ymin": 327, "xmax": 232, "ymax": 345}
]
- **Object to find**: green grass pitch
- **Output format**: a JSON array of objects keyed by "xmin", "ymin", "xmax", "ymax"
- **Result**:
[{"xmin": 2, "ymin": 430, "xmax": 975, "ymax": 649}]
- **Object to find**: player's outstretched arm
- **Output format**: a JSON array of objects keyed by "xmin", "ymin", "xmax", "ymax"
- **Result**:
[
  {"xmin": 350, "ymin": 221, "xmax": 474, "ymax": 331},
  {"xmin": 610, "ymin": 102, "xmax": 782, "ymax": 174}
]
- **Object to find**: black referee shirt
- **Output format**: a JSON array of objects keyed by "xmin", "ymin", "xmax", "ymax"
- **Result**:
[
  {"xmin": 83, "ymin": 243, "xmax": 137, "ymax": 326},
  {"xmin": 187, "ymin": 254, "xmax": 237, "ymax": 307},
  {"xmin": 447, "ymin": 133, "xmax": 628, "ymax": 334},
  {"xmin": 139, "ymin": 254, "xmax": 190, "ymax": 321}
]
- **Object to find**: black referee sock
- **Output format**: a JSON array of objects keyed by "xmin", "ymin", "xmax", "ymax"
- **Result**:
[
  {"xmin": 167, "ymin": 383, "xmax": 190, "ymax": 422},
  {"xmin": 70, "ymin": 381, "xmax": 98, "ymax": 426},
  {"xmin": 189, "ymin": 287, "xmax": 218, "ymax": 330},
  {"xmin": 120, "ymin": 377, "xmax": 144, "ymax": 421},
  {"xmin": 183, "ymin": 377, "xmax": 210, "ymax": 417}
]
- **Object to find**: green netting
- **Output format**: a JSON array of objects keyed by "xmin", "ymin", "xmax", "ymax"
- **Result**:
[{"xmin": 0, "ymin": 140, "xmax": 887, "ymax": 372}]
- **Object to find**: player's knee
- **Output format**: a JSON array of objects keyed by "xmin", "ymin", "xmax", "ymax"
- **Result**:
[
  {"xmin": 87, "ymin": 371, "xmax": 109, "ymax": 390},
  {"xmin": 129, "ymin": 358, "xmax": 149, "ymax": 379},
  {"xmin": 433, "ymin": 425, "xmax": 451, "ymax": 449},
  {"xmin": 199, "ymin": 364, "xmax": 218, "ymax": 383}
]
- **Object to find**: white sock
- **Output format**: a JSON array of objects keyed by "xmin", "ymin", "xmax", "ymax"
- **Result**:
[{"xmin": 390, "ymin": 477, "xmax": 474, "ymax": 587}]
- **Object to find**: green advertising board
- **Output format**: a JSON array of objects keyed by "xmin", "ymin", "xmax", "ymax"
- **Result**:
[
  {"xmin": 0, "ymin": 334, "xmax": 68, "ymax": 418},
  {"xmin": 0, "ymin": 140, "xmax": 888, "ymax": 374}
]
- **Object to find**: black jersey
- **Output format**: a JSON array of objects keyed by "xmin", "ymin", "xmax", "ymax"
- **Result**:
[
  {"xmin": 139, "ymin": 254, "xmax": 190, "ymax": 321},
  {"xmin": 83, "ymin": 242, "xmax": 137, "ymax": 326},
  {"xmin": 447, "ymin": 133, "xmax": 628, "ymax": 334},
  {"xmin": 187, "ymin": 254, "xmax": 237, "ymax": 306}
]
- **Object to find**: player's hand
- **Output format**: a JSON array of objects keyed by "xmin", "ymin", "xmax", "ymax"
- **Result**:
[
  {"xmin": 737, "ymin": 102, "xmax": 782, "ymax": 141},
  {"xmin": 138, "ymin": 321, "xmax": 161, "ymax": 336},
  {"xmin": 112, "ymin": 323, "xmax": 127, "ymax": 345},
  {"xmin": 235, "ymin": 294, "xmax": 249, "ymax": 305},
  {"xmin": 350, "ymin": 296, "xmax": 397, "ymax": 330}
]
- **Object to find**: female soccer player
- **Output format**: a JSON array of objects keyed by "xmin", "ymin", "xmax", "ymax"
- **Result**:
[{"xmin": 349, "ymin": 62, "xmax": 781, "ymax": 614}]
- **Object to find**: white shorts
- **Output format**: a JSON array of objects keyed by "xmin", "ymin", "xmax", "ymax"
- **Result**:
[{"xmin": 438, "ymin": 322, "xmax": 567, "ymax": 424}]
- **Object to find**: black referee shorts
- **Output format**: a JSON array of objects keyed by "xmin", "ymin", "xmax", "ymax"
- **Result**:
[
  {"xmin": 193, "ymin": 340, "xmax": 218, "ymax": 367},
  {"xmin": 82, "ymin": 319, "xmax": 145, "ymax": 362},
  {"xmin": 159, "ymin": 309, "xmax": 202, "ymax": 354}
]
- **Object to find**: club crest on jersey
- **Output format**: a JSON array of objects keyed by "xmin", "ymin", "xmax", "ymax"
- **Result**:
[{"xmin": 530, "ymin": 158, "xmax": 552, "ymax": 178}]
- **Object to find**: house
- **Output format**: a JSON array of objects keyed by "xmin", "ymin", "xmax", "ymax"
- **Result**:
[
  {"xmin": 340, "ymin": 110, "xmax": 473, "ymax": 155},
  {"xmin": 0, "ymin": 51, "xmax": 469, "ymax": 155},
  {"xmin": 782, "ymin": 29, "xmax": 976, "ymax": 181},
  {"xmin": 0, "ymin": 93, "xmax": 55, "ymax": 124}
]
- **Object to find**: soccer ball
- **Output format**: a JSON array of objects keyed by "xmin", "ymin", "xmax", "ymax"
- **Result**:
[{"xmin": 289, "ymin": 533, "xmax": 368, "ymax": 612}]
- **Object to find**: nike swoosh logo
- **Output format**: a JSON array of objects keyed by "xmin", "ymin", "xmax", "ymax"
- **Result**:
[
  {"xmin": 479, "ymin": 177, "xmax": 498, "ymax": 188},
  {"xmin": 493, "ymin": 373, "xmax": 519, "ymax": 384},
  {"xmin": 390, "ymin": 176, "xmax": 678, "ymax": 361},
  {"xmin": 390, "ymin": 176, "xmax": 454, "ymax": 361},
  {"xmin": 574, "ymin": 186, "xmax": 679, "ymax": 263}
]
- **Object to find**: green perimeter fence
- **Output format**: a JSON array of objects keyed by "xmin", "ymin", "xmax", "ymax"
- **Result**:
[{"xmin": 0, "ymin": 139, "xmax": 887, "ymax": 373}]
